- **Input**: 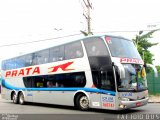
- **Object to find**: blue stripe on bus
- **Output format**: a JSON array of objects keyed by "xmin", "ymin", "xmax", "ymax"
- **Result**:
[{"xmin": 1, "ymin": 79, "xmax": 116, "ymax": 96}]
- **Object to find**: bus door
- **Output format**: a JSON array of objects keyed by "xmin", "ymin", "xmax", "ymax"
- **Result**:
[
  {"xmin": 100, "ymin": 67, "xmax": 116, "ymax": 109},
  {"xmin": 83, "ymin": 37, "xmax": 116, "ymax": 109}
]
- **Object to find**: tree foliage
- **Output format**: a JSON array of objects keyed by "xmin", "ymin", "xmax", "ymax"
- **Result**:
[
  {"xmin": 132, "ymin": 29, "xmax": 159, "ymax": 64},
  {"xmin": 156, "ymin": 66, "xmax": 160, "ymax": 73}
]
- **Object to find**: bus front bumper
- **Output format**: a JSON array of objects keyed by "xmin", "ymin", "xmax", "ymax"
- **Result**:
[{"xmin": 118, "ymin": 97, "xmax": 149, "ymax": 109}]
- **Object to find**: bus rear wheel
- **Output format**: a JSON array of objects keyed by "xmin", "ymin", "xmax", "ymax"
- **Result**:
[
  {"xmin": 76, "ymin": 94, "xmax": 89, "ymax": 110},
  {"xmin": 12, "ymin": 92, "xmax": 18, "ymax": 104},
  {"xmin": 18, "ymin": 92, "xmax": 25, "ymax": 105}
]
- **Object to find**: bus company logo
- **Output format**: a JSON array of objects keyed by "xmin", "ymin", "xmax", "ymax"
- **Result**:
[
  {"xmin": 48, "ymin": 62, "xmax": 74, "ymax": 73},
  {"xmin": 5, "ymin": 62, "xmax": 75, "ymax": 77},
  {"xmin": 5, "ymin": 66, "xmax": 40, "ymax": 77},
  {"xmin": 103, "ymin": 103, "xmax": 114, "ymax": 108},
  {"xmin": 121, "ymin": 92, "xmax": 132, "ymax": 97},
  {"xmin": 102, "ymin": 96, "xmax": 114, "ymax": 102},
  {"xmin": 120, "ymin": 58, "xmax": 144, "ymax": 64},
  {"xmin": 102, "ymin": 97, "xmax": 114, "ymax": 107}
]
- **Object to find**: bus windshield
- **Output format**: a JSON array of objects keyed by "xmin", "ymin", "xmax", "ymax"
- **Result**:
[
  {"xmin": 106, "ymin": 37, "xmax": 141, "ymax": 59},
  {"xmin": 117, "ymin": 64, "xmax": 147, "ymax": 92}
]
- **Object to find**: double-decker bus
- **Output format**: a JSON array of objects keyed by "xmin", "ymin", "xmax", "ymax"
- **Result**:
[{"xmin": 1, "ymin": 35, "xmax": 148, "ymax": 110}]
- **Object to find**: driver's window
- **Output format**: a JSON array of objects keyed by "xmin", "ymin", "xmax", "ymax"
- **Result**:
[{"xmin": 101, "ymin": 70, "xmax": 115, "ymax": 91}]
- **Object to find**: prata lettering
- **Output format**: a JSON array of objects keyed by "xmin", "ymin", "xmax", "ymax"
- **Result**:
[
  {"xmin": 120, "ymin": 58, "xmax": 143, "ymax": 64},
  {"xmin": 5, "ymin": 62, "xmax": 75, "ymax": 78},
  {"xmin": 5, "ymin": 66, "xmax": 40, "ymax": 77}
]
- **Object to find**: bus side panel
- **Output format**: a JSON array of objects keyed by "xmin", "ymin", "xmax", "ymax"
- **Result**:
[
  {"xmin": 89, "ymin": 92, "xmax": 101, "ymax": 108},
  {"xmin": 32, "ymin": 91, "xmax": 75, "ymax": 106},
  {"xmin": 24, "ymin": 90, "xmax": 33, "ymax": 102}
]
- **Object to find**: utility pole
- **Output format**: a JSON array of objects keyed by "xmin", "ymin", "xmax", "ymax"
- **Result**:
[{"xmin": 81, "ymin": 0, "xmax": 93, "ymax": 35}]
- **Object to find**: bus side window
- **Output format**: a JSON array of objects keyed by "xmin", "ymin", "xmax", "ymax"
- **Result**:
[
  {"xmin": 36, "ymin": 49, "xmax": 49, "ymax": 64},
  {"xmin": 83, "ymin": 37, "xmax": 109, "ymax": 57},
  {"xmin": 92, "ymin": 71, "xmax": 100, "ymax": 88},
  {"xmin": 47, "ymin": 81, "xmax": 55, "ymax": 87},
  {"xmin": 76, "ymin": 50, "xmax": 83, "ymax": 58},
  {"xmin": 101, "ymin": 70, "xmax": 115, "ymax": 91},
  {"xmin": 25, "ymin": 54, "xmax": 32, "ymax": 67},
  {"xmin": 74, "ymin": 75, "xmax": 85, "ymax": 87},
  {"xmin": 23, "ymin": 72, "xmax": 86, "ymax": 88},
  {"xmin": 36, "ymin": 82, "xmax": 43, "ymax": 87},
  {"xmin": 49, "ymin": 46, "xmax": 64, "ymax": 62},
  {"xmin": 31, "ymin": 53, "xmax": 38, "ymax": 65},
  {"xmin": 65, "ymin": 41, "xmax": 83, "ymax": 60}
]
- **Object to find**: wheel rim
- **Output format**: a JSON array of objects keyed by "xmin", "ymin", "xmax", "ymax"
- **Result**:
[
  {"xmin": 79, "ymin": 96, "xmax": 89, "ymax": 109},
  {"xmin": 13, "ymin": 94, "xmax": 17, "ymax": 103},
  {"xmin": 19, "ymin": 94, "xmax": 24, "ymax": 104}
]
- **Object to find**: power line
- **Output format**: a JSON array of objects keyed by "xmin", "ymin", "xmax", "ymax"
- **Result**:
[
  {"xmin": 0, "ymin": 29, "xmax": 158, "ymax": 48},
  {"xmin": 0, "ymin": 33, "xmax": 82, "ymax": 48},
  {"xmin": 93, "ymin": 29, "xmax": 159, "ymax": 34}
]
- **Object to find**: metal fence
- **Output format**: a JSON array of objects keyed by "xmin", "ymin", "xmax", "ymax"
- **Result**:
[{"xmin": 147, "ymin": 72, "xmax": 160, "ymax": 94}]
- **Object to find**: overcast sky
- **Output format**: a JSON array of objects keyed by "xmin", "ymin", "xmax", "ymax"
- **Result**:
[{"xmin": 0, "ymin": 0, "xmax": 159, "ymax": 65}]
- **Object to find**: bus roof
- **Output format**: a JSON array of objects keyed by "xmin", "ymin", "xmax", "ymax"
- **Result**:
[{"xmin": 2, "ymin": 34, "xmax": 131, "ymax": 61}]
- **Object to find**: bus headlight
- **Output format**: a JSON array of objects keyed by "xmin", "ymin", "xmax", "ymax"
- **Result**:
[
  {"xmin": 119, "ymin": 104, "xmax": 126, "ymax": 108},
  {"xmin": 119, "ymin": 97, "xmax": 130, "ymax": 101}
]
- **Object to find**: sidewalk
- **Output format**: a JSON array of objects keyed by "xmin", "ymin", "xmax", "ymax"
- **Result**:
[{"xmin": 148, "ymin": 95, "xmax": 160, "ymax": 103}]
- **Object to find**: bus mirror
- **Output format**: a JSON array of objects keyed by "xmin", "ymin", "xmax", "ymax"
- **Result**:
[{"xmin": 114, "ymin": 62, "xmax": 125, "ymax": 79}]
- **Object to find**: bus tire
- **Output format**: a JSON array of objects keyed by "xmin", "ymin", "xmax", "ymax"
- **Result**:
[
  {"xmin": 12, "ymin": 92, "xmax": 18, "ymax": 104},
  {"xmin": 75, "ymin": 94, "xmax": 89, "ymax": 110},
  {"xmin": 18, "ymin": 92, "xmax": 25, "ymax": 105}
]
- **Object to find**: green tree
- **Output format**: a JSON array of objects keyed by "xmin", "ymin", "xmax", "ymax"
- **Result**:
[
  {"xmin": 156, "ymin": 66, "xmax": 160, "ymax": 73},
  {"xmin": 132, "ymin": 29, "xmax": 159, "ymax": 64}
]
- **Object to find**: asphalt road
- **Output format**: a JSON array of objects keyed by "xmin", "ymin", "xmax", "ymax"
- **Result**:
[{"xmin": 0, "ymin": 96, "xmax": 160, "ymax": 120}]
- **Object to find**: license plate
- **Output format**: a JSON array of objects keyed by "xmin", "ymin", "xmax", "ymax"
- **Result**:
[{"xmin": 136, "ymin": 102, "xmax": 141, "ymax": 106}]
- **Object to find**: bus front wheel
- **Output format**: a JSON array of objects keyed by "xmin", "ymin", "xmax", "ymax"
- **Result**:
[
  {"xmin": 18, "ymin": 92, "xmax": 25, "ymax": 105},
  {"xmin": 76, "ymin": 94, "xmax": 89, "ymax": 110}
]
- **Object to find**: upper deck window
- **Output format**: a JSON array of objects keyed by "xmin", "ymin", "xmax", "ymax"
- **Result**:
[
  {"xmin": 2, "ymin": 41, "xmax": 84, "ymax": 70},
  {"xmin": 49, "ymin": 46, "xmax": 64, "ymax": 62},
  {"xmin": 106, "ymin": 36, "xmax": 141, "ymax": 59},
  {"xmin": 83, "ymin": 37, "xmax": 109, "ymax": 57},
  {"xmin": 65, "ymin": 41, "xmax": 83, "ymax": 59}
]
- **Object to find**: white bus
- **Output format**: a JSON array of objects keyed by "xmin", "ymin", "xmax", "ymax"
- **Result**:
[{"xmin": 1, "ymin": 35, "xmax": 148, "ymax": 110}]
